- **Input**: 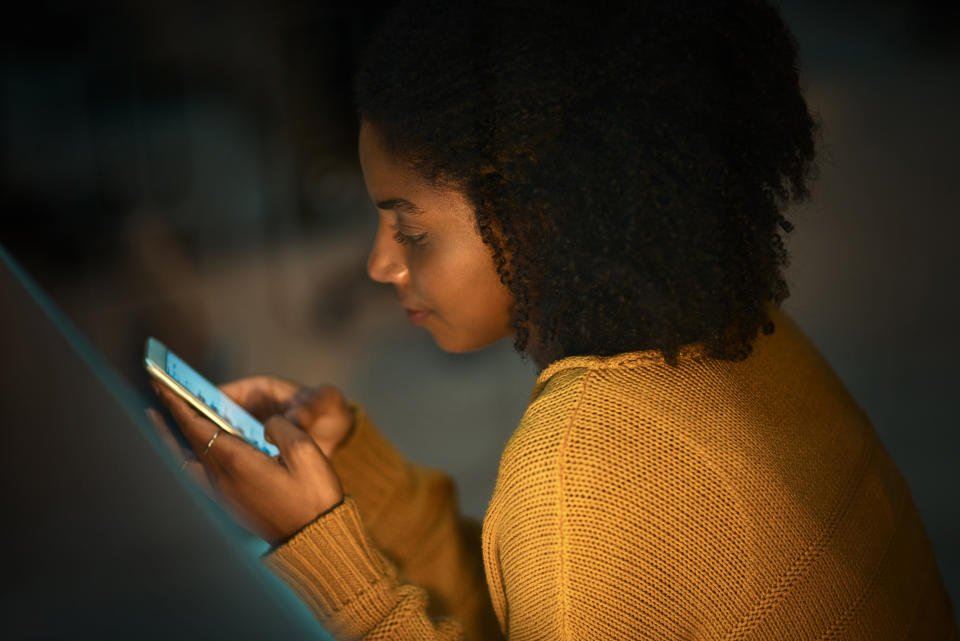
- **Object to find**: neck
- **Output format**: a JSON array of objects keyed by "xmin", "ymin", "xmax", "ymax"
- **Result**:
[{"xmin": 523, "ymin": 326, "xmax": 561, "ymax": 372}]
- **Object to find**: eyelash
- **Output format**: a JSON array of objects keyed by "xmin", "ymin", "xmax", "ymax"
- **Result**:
[{"xmin": 393, "ymin": 230, "xmax": 428, "ymax": 247}]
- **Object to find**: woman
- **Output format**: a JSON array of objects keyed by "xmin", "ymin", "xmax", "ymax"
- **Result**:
[{"xmin": 152, "ymin": 0, "xmax": 958, "ymax": 639}]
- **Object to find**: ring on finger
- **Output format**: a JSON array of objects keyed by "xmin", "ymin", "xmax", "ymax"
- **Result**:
[{"xmin": 203, "ymin": 429, "xmax": 223, "ymax": 456}]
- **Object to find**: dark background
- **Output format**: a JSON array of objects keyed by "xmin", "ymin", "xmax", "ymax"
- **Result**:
[{"xmin": 2, "ymin": 0, "xmax": 958, "ymax": 612}]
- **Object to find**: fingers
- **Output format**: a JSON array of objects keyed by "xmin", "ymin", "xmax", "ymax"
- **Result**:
[
  {"xmin": 144, "ymin": 407, "xmax": 217, "ymax": 498},
  {"xmin": 306, "ymin": 385, "xmax": 346, "ymax": 412},
  {"xmin": 215, "ymin": 379, "xmax": 350, "ymax": 459},
  {"xmin": 282, "ymin": 385, "xmax": 340, "ymax": 424},
  {"xmin": 263, "ymin": 415, "xmax": 324, "ymax": 475},
  {"xmin": 282, "ymin": 386, "xmax": 353, "ymax": 458},
  {"xmin": 153, "ymin": 380, "xmax": 286, "ymax": 482},
  {"xmin": 153, "ymin": 382, "xmax": 221, "ymax": 457},
  {"xmin": 219, "ymin": 376, "xmax": 300, "ymax": 421},
  {"xmin": 151, "ymin": 379, "xmax": 345, "ymax": 543}
]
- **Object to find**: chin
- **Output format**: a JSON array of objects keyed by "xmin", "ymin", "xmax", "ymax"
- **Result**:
[
  {"xmin": 432, "ymin": 336, "xmax": 484, "ymax": 353},
  {"xmin": 430, "ymin": 330, "xmax": 503, "ymax": 353}
]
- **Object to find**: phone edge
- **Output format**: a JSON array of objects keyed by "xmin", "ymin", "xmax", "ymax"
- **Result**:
[{"xmin": 144, "ymin": 353, "xmax": 243, "ymax": 442}]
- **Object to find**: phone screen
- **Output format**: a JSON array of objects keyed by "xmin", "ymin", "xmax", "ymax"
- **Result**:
[{"xmin": 153, "ymin": 343, "xmax": 279, "ymax": 457}]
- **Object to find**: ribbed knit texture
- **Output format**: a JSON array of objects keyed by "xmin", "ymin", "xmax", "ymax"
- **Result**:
[{"xmin": 264, "ymin": 305, "xmax": 958, "ymax": 640}]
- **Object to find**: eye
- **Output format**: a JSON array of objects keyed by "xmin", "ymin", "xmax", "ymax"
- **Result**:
[{"xmin": 393, "ymin": 230, "xmax": 428, "ymax": 246}]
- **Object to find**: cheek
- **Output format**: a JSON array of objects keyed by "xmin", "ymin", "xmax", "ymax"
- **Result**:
[{"xmin": 416, "ymin": 242, "xmax": 512, "ymax": 341}]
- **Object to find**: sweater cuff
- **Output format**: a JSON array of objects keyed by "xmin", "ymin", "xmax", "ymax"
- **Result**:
[
  {"xmin": 263, "ymin": 495, "xmax": 401, "ymax": 635},
  {"xmin": 329, "ymin": 403, "xmax": 409, "ymax": 525}
]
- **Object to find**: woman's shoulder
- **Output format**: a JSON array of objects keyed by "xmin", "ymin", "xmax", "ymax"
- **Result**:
[
  {"xmin": 506, "ymin": 303, "xmax": 862, "ymax": 480},
  {"xmin": 527, "ymin": 303, "xmax": 826, "ymax": 406},
  {"xmin": 502, "ymin": 345, "xmax": 716, "ymax": 478}
]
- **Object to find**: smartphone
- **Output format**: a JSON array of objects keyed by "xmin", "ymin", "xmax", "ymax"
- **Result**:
[{"xmin": 144, "ymin": 337, "xmax": 279, "ymax": 457}]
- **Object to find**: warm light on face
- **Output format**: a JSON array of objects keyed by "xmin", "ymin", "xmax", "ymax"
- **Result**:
[{"xmin": 358, "ymin": 121, "xmax": 514, "ymax": 352}]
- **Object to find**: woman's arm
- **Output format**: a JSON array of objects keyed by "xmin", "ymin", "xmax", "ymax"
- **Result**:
[
  {"xmin": 264, "ymin": 494, "xmax": 504, "ymax": 641},
  {"xmin": 322, "ymin": 404, "xmax": 503, "ymax": 641},
  {"xmin": 215, "ymin": 376, "xmax": 499, "ymax": 634},
  {"xmin": 152, "ymin": 378, "xmax": 502, "ymax": 640}
]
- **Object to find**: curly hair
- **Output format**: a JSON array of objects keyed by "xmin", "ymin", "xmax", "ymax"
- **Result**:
[{"xmin": 354, "ymin": 0, "xmax": 818, "ymax": 366}]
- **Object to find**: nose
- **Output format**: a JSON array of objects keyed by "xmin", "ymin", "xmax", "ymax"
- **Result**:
[{"xmin": 366, "ymin": 220, "xmax": 408, "ymax": 285}]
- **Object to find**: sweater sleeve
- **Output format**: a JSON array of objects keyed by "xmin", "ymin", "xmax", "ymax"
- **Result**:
[{"xmin": 264, "ymin": 404, "xmax": 504, "ymax": 641}]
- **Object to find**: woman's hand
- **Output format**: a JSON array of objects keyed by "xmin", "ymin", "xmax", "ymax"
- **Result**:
[
  {"xmin": 218, "ymin": 376, "xmax": 355, "ymax": 458},
  {"xmin": 149, "ymin": 381, "xmax": 344, "ymax": 545}
]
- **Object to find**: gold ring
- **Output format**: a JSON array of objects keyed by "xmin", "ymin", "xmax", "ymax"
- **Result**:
[{"xmin": 203, "ymin": 429, "xmax": 222, "ymax": 456}]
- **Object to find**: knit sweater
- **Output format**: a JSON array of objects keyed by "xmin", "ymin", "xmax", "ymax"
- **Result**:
[{"xmin": 263, "ymin": 305, "xmax": 958, "ymax": 640}]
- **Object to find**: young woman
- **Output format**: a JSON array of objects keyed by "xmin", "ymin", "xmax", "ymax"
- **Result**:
[{"xmin": 152, "ymin": 1, "xmax": 958, "ymax": 639}]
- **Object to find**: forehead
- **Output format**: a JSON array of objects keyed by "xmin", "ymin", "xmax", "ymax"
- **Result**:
[
  {"xmin": 357, "ymin": 121, "xmax": 416, "ymax": 196},
  {"xmin": 358, "ymin": 121, "xmax": 473, "ymax": 219}
]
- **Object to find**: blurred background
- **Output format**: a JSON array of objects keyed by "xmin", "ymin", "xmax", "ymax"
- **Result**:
[{"xmin": 1, "ymin": 0, "xmax": 957, "ymax": 608}]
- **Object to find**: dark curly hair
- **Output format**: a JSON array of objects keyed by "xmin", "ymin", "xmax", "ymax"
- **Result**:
[{"xmin": 355, "ymin": 0, "xmax": 818, "ymax": 366}]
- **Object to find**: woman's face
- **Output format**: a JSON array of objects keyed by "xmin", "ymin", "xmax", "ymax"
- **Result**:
[{"xmin": 358, "ymin": 121, "xmax": 514, "ymax": 352}]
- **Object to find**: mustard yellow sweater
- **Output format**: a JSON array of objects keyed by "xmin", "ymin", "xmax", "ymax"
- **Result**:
[{"xmin": 264, "ymin": 306, "xmax": 958, "ymax": 640}]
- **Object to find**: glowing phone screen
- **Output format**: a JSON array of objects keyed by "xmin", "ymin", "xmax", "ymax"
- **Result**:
[{"xmin": 164, "ymin": 351, "xmax": 279, "ymax": 457}]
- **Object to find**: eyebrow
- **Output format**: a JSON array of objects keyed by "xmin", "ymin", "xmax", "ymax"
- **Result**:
[{"xmin": 376, "ymin": 198, "xmax": 426, "ymax": 216}]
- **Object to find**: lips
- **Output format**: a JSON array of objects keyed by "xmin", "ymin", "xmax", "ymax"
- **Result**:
[
  {"xmin": 404, "ymin": 308, "xmax": 430, "ymax": 325},
  {"xmin": 397, "ymin": 292, "xmax": 431, "ymax": 324}
]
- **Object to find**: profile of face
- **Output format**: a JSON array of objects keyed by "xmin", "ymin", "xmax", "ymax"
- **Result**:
[{"xmin": 358, "ymin": 121, "xmax": 515, "ymax": 352}]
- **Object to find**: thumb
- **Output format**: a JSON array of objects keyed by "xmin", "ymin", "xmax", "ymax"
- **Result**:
[
  {"xmin": 263, "ymin": 415, "xmax": 327, "ymax": 473},
  {"xmin": 220, "ymin": 376, "xmax": 300, "ymax": 421}
]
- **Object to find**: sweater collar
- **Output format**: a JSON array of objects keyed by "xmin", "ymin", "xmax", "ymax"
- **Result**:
[
  {"xmin": 531, "ymin": 340, "xmax": 712, "ymax": 400},
  {"xmin": 530, "ymin": 303, "xmax": 787, "ymax": 400}
]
